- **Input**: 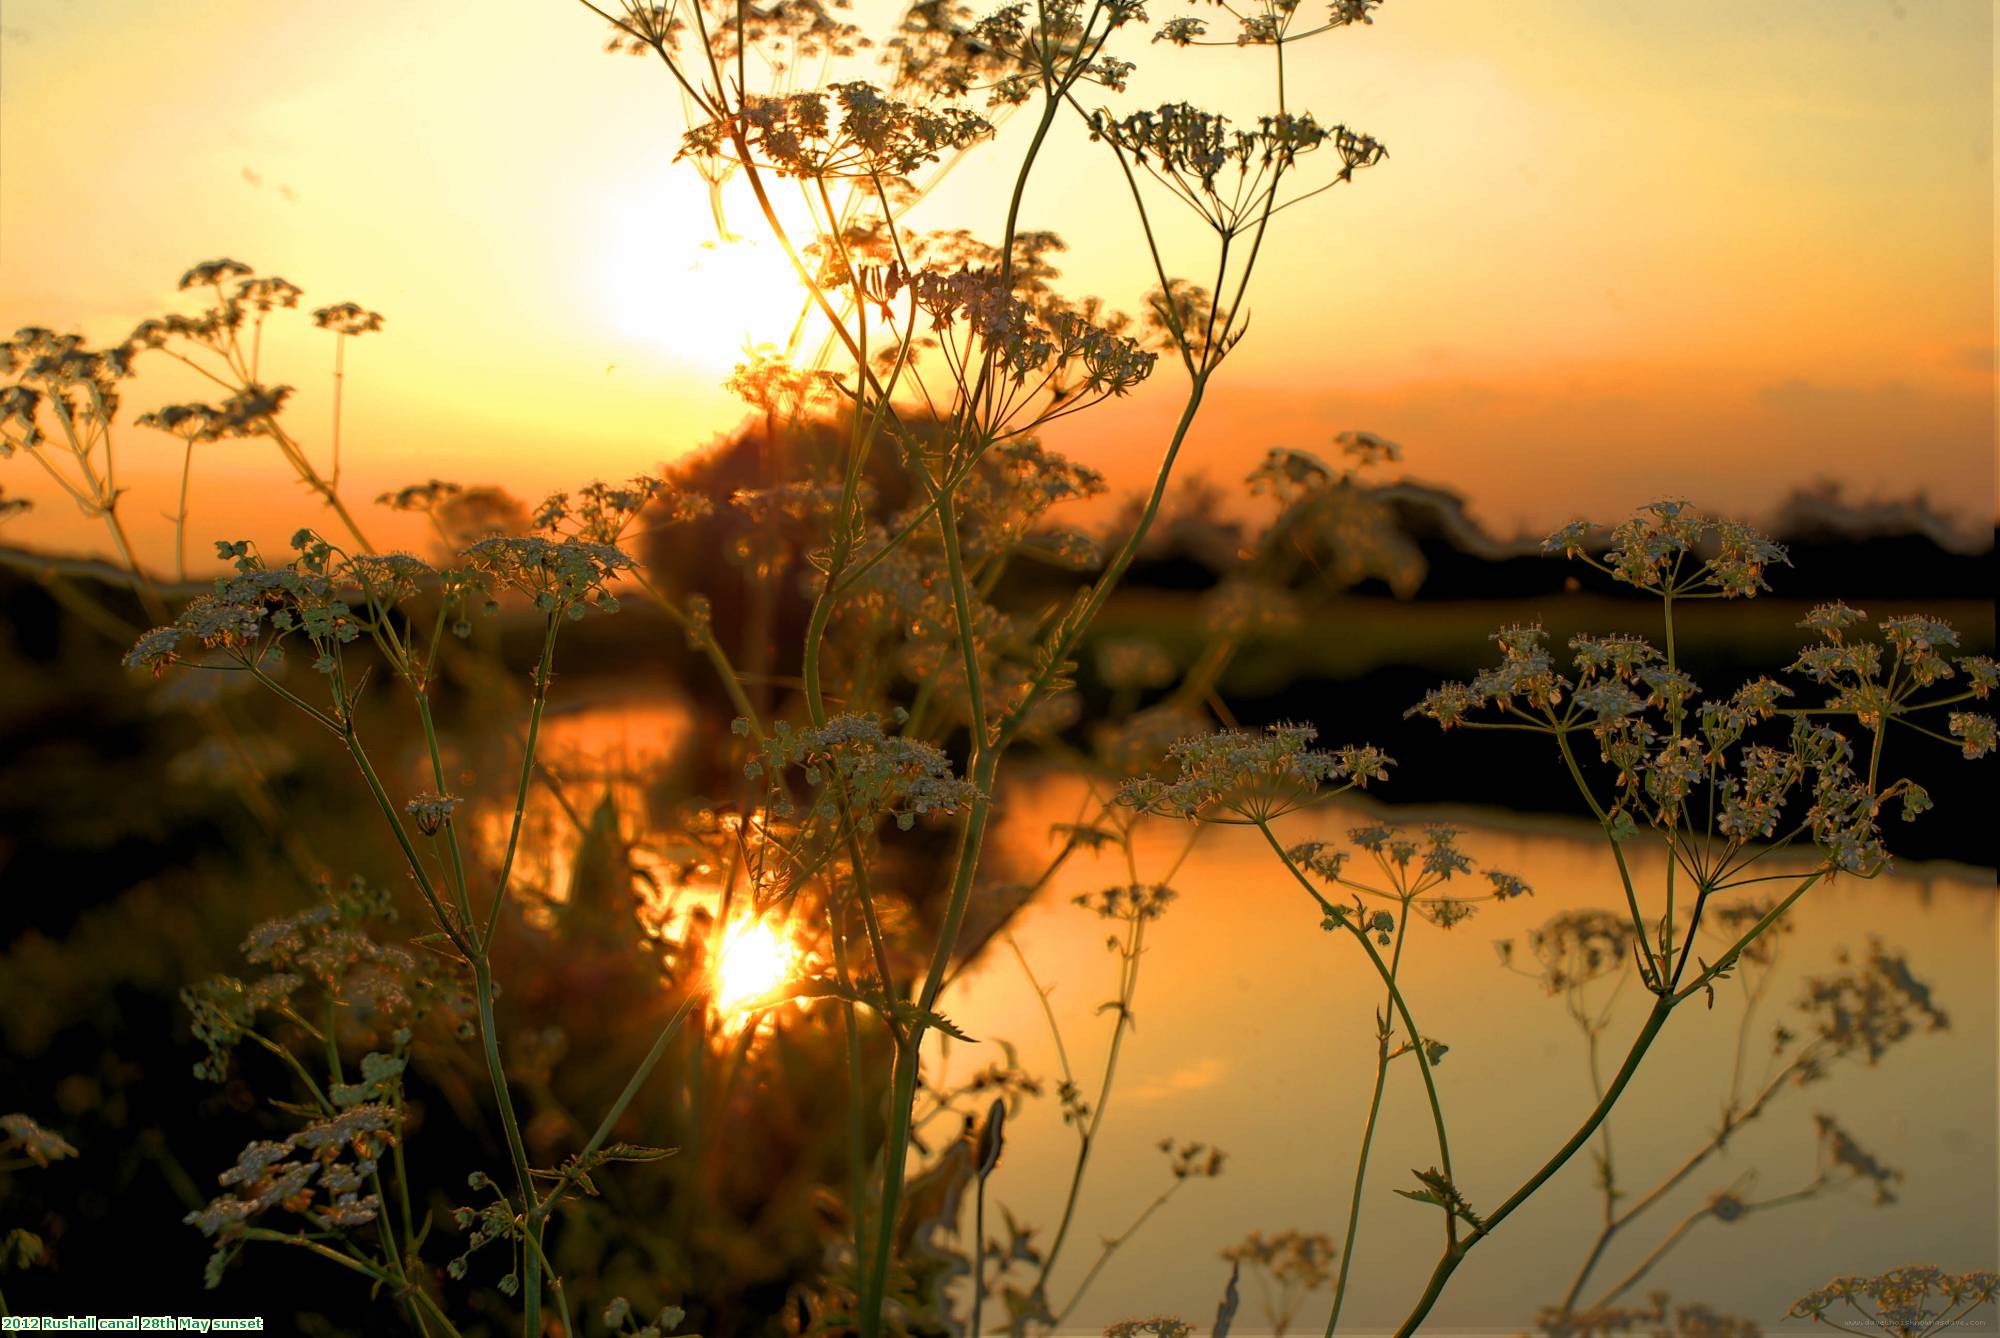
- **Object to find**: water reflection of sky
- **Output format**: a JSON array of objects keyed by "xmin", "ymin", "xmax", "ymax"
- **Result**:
[{"xmin": 945, "ymin": 775, "xmax": 1999, "ymax": 1335}]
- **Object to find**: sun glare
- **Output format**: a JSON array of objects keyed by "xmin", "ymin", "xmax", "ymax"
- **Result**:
[
  {"xmin": 713, "ymin": 917, "xmax": 795, "ymax": 1015},
  {"xmin": 599, "ymin": 179, "xmax": 816, "ymax": 372}
]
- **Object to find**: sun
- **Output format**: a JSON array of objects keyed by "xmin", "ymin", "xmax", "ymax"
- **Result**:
[
  {"xmin": 596, "ymin": 169, "xmax": 818, "ymax": 373},
  {"xmin": 713, "ymin": 916, "xmax": 796, "ymax": 1015}
]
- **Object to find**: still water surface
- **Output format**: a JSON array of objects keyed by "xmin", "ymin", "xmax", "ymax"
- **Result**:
[{"xmin": 943, "ymin": 775, "xmax": 1998, "ymax": 1336}]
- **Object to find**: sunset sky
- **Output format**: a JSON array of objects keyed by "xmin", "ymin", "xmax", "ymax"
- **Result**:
[{"xmin": 1, "ymin": 0, "xmax": 1992, "ymax": 569}]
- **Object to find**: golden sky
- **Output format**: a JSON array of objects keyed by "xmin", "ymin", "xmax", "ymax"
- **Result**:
[{"xmin": 1, "ymin": 0, "xmax": 1992, "ymax": 569}]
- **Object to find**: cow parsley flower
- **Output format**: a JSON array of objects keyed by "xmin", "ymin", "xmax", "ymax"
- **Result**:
[{"xmin": 1117, "ymin": 723, "xmax": 1388, "ymax": 823}]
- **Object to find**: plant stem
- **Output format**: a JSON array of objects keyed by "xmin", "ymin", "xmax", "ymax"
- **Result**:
[
  {"xmin": 1389, "ymin": 995, "xmax": 1676, "ymax": 1338},
  {"xmin": 1322, "ymin": 911, "xmax": 1407, "ymax": 1336},
  {"xmin": 541, "ymin": 987, "xmax": 703, "ymax": 1209},
  {"xmin": 1052, "ymin": 1178, "xmax": 1185, "ymax": 1325},
  {"xmin": 1259, "ymin": 822, "xmax": 1457, "ymax": 1228},
  {"xmin": 472, "ymin": 961, "xmax": 546, "ymax": 1338},
  {"xmin": 1032, "ymin": 913, "xmax": 1147, "ymax": 1301},
  {"xmin": 487, "ymin": 615, "xmax": 562, "ymax": 946}
]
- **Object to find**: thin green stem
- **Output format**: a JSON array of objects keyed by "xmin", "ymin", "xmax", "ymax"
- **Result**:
[
  {"xmin": 1389, "ymin": 996, "xmax": 1676, "ymax": 1338},
  {"xmin": 1051, "ymin": 1179, "xmax": 1186, "ymax": 1326},
  {"xmin": 414, "ymin": 691, "xmax": 476, "ymax": 925},
  {"xmin": 537, "ymin": 987, "xmax": 704, "ymax": 1213},
  {"xmin": 1322, "ymin": 910, "xmax": 1406, "ymax": 1336},
  {"xmin": 1259, "ymin": 821, "xmax": 1456, "ymax": 1230},
  {"xmin": 1031, "ymin": 914, "xmax": 1147, "ymax": 1301},
  {"xmin": 1553, "ymin": 730, "xmax": 1661, "ymax": 991},
  {"xmin": 472, "ymin": 961, "xmax": 546, "ymax": 1338},
  {"xmin": 486, "ymin": 615, "xmax": 562, "ymax": 948},
  {"xmin": 341, "ymin": 725, "xmax": 474, "ymax": 960}
]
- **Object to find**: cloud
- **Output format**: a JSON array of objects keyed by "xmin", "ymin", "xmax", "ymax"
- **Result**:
[{"xmin": 1125, "ymin": 1056, "xmax": 1228, "ymax": 1103}]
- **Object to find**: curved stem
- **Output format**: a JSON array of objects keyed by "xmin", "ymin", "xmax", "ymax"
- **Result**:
[
  {"xmin": 1389, "ymin": 995, "xmax": 1676, "ymax": 1338},
  {"xmin": 1052, "ymin": 1178, "xmax": 1185, "ymax": 1326},
  {"xmin": 1322, "ymin": 911, "xmax": 1407, "ymax": 1335},
  {"xmin": 1258, "ymin": 821, "xmax": 1456, "ymax": 1220},
  {"xmin": 1032, "ymin": 914, "xmax": 1147, "ymax": 1300}
]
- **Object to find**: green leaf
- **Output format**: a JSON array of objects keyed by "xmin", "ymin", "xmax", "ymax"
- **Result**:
[
  {"xmin": 329, "ymin": 1051, "xmax": 406, "ymax": 1107},
  {"xmin": 891, "ymin": 1000, "xmax": 975, "ymax": 1042},
  {"xmin": 1395, "ymin": 1167, "xmax": 1486, "ymax": 1231},
  {"xmin": 202, "ymin": 1243, "xmax": 238, "ymax": 1290}
]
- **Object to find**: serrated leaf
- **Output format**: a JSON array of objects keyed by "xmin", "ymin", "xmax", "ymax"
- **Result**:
[
  {"xmin": 1049, "ymin": 822, "xmax": 1118, "ymax": 851},
  {"xmin": 892, "ymin": 1000, "xmax": 975, "ymax": 1042},
  {"xmin": 1395, "ymin": 1167, "xmax": 1486, "ymax": 1231},
  {"xmin": 597, "ymin": 1143, "xmax": 679, "ymax": 1163},
  {"xmin": 203, "ymin": 1243, "xmax": 237, "ymax": 1290}
]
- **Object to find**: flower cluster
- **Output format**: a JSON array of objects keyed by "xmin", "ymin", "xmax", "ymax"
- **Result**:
[
  {"xmin": 1499, "ymin": 910, "xmax": 1640, "ymax": 995},
  {"xmin": 890, "ymin": 0, "xmax": 1146, "ymax": 108},
  {"xmin": 1411, "ymin": 624, "xmax": 1567, "ymax": 727},
  {"xmin": 900, "ymin": 263, "xmax": 1156, "ymax": 394},
  {"xmin": 185, "ymin": 1104, "xmax": 396, "ymax": 1245},
  {"xmin": 1244, "ymin": 441, "xmax": 1425, "ymax": 597},
  {"xmin": 1159, "ymin": 1137, "xmax": 1226, "ymax": 1180},
  {"xmin": 1087, "ymin": 103, "xmax": 1384, "ymax": 236},
  {"xmin": 1545, "ymin": 501, "xmax": 1788, "ymax": 599},
  {"xmin": 1290, "ymin": 825, "xmax": 1529, "ymax": 930},
  {"xmin": 1200, "ymin": 577, "xmax": 1300, "ymax": 640},
  {"xmin": 683, "ymin": 82, "xmax": 990, "ymax": 182},
  {"xmin": 1789, "ymin": 603, "xmax": 1995, "ymax": 754},
  {"xmin": 1792, "ymin": 939, "xmax": 1947, "ymax": 1069},
  {"xmin": 746, "ymin": 712, "xmax": 980, "ymax": 830},
  {"xmin": 127, "ymin": 260, "xmax": 377, "ymax": 364},
  {"xmin": 952, "ymin": 437, "xmax": 1109, "ymax": 557},
  {"xmin": 136, "ymin": 385, "xmax": 293, "ymax": 443},
  {"xmin": 377, "ymin": 478, "xmax": 532, "ymax": 555},
  {"xmin": 1410, "ymin": 593, "xmax": 1975, "ymax": 874},
  {"xmin": 184, "ymin": 876, "xmax": 447, "ymax": 1080},
  {"xmin": 1116, "ymin": 723, "xmax": 1389, "ymax": 823},
  {"xmin": 461, "ymin": 533, "xmax": 635, "ymax": 619},
  {"xmin": 1219, "ymin": 1227, "xmax": 1338, "ymax": 1333},
  {"xmin": 1812, "ymin": 1114, "xmax": 1902, "ymax": 1206},
  {"xmin": 311, "ymin": 302, "xmax": 384, "ymax": 336},
  {"xmin": 1220, "ymin": 1226, "xmax": 1337, "ymax": 1283},
  {"xmin": 0, "ymin": 327, "xmax": 137, "ymax": 452},
  {"xmin": 1072, "ymin": 882, "xmax": 1177, "ymax": 922},
  {"xmin": 1787, "ymin": 1267, "xmax": 1998, "ymax": 1338},
  {"xmin": 124, "ymin": 537, "xmax": 358, "ymax": 677},
  {"xmin": 405, "ymin": 791, "xmax": 463, "ymax": 836},
  {"xmin": 536, "ymin": 475, "xmax": 711, "ymax": 545},
  {"xmin": 655, "ymin": 0, "xmax": 863, "ymax": 72}
]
